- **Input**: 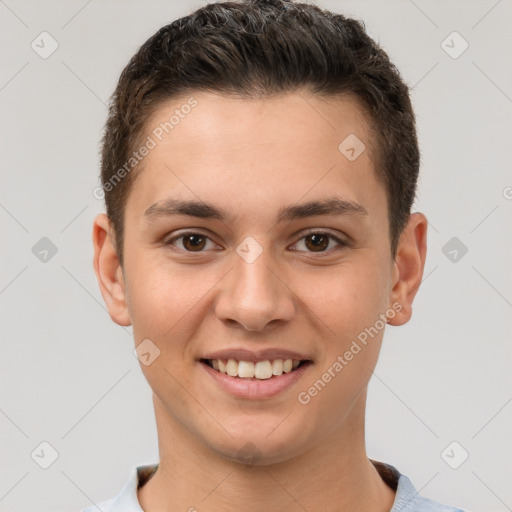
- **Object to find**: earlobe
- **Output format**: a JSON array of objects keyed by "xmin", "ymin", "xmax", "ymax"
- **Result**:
[
  {"xmin": 387, "ymin": 213, "xmax": 428, "ymax": 326},
  {"xmin": 92, "ymin": 213, "xmax": 132, "ymax": 326}
]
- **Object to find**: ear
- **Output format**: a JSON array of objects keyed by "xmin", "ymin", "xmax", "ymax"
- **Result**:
[
  {"xmin": 92, "ymin": 213, "xmax": 132, "ymax": 326},
  {"xmin": 387, "ymin": 212, "xmax": 428, "ymax": 326}
]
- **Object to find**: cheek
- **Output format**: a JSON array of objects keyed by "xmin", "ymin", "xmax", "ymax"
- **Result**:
[
  {"xmin": 292, "ymin": 256, "xmax": 389, "ymax": 406},
  {"xmin": 298, "ymin": 256, "xmax": 390, "ymax": 344},
  {"xmin": 125, "ymin": 259, "xmax": 228, "ymax": 387},
  {"xmin": 126, "ymin": 263, "xmax": 211, "ymax": 402},
  {"xmin": 126, "ymin": 258, "xmax": 210, "ymax": 338}
]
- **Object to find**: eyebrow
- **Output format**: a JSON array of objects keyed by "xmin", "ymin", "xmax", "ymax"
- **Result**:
[{"xmin": 143, "ymin": 196, "xmax": 368, "ymax": 224}]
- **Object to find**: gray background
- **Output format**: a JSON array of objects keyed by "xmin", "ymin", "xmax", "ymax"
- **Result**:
[{"xmin": 1, "ymin": 1, "xmax": 511, "ymax": 511}]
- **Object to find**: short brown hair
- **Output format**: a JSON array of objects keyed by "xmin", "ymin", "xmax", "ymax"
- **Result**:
[{"xmin": 100, "ymin": 0, "xmax": 419, "ymax": 266}]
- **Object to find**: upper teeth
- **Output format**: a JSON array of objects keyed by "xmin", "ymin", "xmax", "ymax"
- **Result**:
[{"xmin": 211, "ymin": 359, "xmax": 301, "ymax": 379}]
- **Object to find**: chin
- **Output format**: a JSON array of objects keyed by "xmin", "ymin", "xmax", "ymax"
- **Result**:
[{"xmin": 204, "ymin": 417, "xmax": 315, "ymax": 467}]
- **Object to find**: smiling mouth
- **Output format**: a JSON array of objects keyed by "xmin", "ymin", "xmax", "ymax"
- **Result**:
[{"xmin": 200, "ymin": 358, "xmax": 312, "ymax": 380}]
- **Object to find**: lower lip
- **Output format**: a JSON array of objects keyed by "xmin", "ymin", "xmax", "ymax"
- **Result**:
[{"xmin": 200, "ymin": 361, "xmax": 312, "ymax": 399}]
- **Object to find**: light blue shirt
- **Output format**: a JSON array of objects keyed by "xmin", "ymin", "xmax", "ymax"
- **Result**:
[{"xmin": 81, "ymin": 461, "xmax": 466, "ymax": 511}]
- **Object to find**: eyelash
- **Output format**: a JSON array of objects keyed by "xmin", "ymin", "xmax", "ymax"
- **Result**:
[{"xmin": 164, "ymin": 230, "xmax": 348, "ymax": 255}]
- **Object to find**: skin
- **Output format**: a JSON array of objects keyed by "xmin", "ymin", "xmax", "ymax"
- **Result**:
[{"xmin": 93, "ymin": 91, "xmax": 427, "ymax": 512}]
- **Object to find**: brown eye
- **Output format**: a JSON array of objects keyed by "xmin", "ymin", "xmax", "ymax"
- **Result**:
[
  {"xmin": 166, "ymin": 232, "xmax": 215, "ymax": 252},
  {"xmin": 182, "ymin": 234, "xmax": 207, "ymax": 251},
  {"xmin": 183, "ymin": 235, "xmax": 206, "ymax": 251},
  {"xmin": 292, "ymin": 231, "xmax": 346, "ymax": 253},
  {"xmin": 304, "ymin": 233, "xmax": 330, "ymax": 252}
]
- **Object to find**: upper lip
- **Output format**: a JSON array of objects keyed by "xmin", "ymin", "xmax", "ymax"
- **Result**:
[{"xmin": 201, "ymin": 348, "xmax": 312, "ymax": 363}]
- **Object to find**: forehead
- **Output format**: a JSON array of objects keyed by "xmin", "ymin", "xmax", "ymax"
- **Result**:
[
  {"xmin": 126, "ymin": 91, "xmax": 386, "ymax": 225},
  {"xmin": 144, "ymin": 90, "xmax": 374, "ymax": 161}
]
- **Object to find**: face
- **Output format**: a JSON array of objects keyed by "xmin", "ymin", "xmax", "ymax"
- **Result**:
[{"xmin": 94, "ymin": 91, "xmax": 426, "ymax": 465}]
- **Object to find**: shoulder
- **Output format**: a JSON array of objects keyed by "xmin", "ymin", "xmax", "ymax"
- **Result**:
[
  {"xmin": 393, "ymin": 473, "xmax": 466, "ymax": 512},
  {"xmin": 409, "ymin": 494, "xmax": 467, "ymax": 511},
  {"xmin": 80, "ymin": 497, "xmax": 116, "ymax": 512},
  {"xmin": 370, "ymin": 460, "xmax": 465, "ymax": 512},
  {"xmin": 79, "ymin": 463, "xmax": 157, "ymax": 512}
]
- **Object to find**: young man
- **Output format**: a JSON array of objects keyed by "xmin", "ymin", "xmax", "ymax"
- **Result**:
[{"xmin": 86, "ymin": 1, "xmax": 465, "ymax": 510}]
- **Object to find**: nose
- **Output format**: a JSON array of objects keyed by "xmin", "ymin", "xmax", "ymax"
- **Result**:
[{"xmin": 214, "ymin": 244, "xmax": 295, "ymax": 332}]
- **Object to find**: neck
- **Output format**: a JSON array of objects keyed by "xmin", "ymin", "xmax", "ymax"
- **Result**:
[{"xmin": 138, "ymin": 394, "xmax": 395, "ymax": 512}]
